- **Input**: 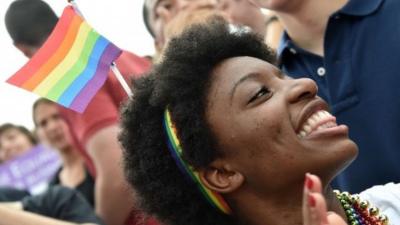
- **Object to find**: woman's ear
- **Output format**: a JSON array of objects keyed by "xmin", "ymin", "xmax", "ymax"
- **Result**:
[{"xmin": 199, "ymin": 159, "xmax": 244, "ymax": 194}]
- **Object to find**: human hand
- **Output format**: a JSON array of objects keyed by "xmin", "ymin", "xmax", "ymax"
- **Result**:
[{"xmin": 303, "ymin": 173, "xmax": 347, "ymax": 225}]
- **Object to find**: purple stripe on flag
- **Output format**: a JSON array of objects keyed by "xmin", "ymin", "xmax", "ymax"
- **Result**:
[{"xmin": 69, "ymin": 43, "xmax": 122, "ymax": 113}]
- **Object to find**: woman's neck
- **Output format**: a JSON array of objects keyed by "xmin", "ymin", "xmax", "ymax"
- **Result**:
[
  {"xmin": 59, "ymin": 145, "xmax": 83, "ymax": 168},
  {"xmin": 231, "ymin": 185, "xmax": 346, "ymax": 225},
  {"xmin": 58, "ymin": 146, "xmax": 86, "ymax": 188},
  {"xmin": 276, "ymin": 0, "xmax": 348, "ymax": 56},
  {"xmin": 324, "ymin": 186, "xmax": 347, "ymax": 220}
]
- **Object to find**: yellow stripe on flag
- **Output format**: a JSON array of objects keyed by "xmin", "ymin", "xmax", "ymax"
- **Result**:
[{"xmin": 34, "ymin": 22, "xmax": 91, "ymax": 96}]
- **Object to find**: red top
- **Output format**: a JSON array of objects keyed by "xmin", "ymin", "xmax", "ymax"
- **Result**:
[
  {"xmin": 60, "ymin": 50, "xmax": 150, "ymax": 176},
  {"xmin": 59, "ymin": 51, "xmax": 159, "ymax": 225}
]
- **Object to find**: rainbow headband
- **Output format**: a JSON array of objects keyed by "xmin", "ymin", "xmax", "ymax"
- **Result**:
[{"xmin": 163, "ymin": 109, "xmax": 232, "ymax": 215}]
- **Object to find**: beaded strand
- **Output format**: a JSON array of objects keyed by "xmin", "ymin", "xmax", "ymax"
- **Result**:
[{"xmin": 334, "ymin": 190, "xmax": 389, "ymax": 225}]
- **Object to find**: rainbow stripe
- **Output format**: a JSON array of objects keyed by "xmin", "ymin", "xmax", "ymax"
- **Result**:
[
  {"xmin": 164, "ymin": 110, "xmax": 232, "ymax": 215},
  {"xmin": 7, "ymin": 6, "xmax": 122, "ymax": 113}
]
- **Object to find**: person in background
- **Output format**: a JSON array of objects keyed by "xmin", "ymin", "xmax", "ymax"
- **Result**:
[
  {"xmin": 0, "ymin": 186, "xmax": 103, "ymax": 225},
  {"xmin": 247, "ymin": 0, "xmax": 400, "ymax": 193},
  {"xmin": 216, "ymin": 0, "xmax": 284, "ymax": 51},
  {"xmin": 0, "ymin": 123, "xmax": 37, "ymax": 163},
  {"xmin": 33, "ymin": 98, "xmax": 94, "ymax": 207},
  {"xmin": 5, "ymin": 0, "xmax": 155, "ymax": 224},
  {"xmin": 159, "ymin": 5, "xmax": 228, "ymax": 61},
  {"xmin": 142, "ymin": 0, "xmax": 268, "ymax": 57},
  {"xmin": 215, "ymin": 0, "xmax": 284, "ymax": 49},
  {"xmin": 263, "ymin": 10, "xmax": 283, "ymax": 50},
  {"xmin": 4, "ymin": 0, "xmax": 57, "ymax": 58},
  {"xmin": 216, "ymin": 0, "xmax": 266, "ymax": 37}
]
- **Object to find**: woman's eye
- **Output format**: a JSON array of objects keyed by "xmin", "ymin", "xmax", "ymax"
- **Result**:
[
  {"xmin": 160, "ymin": 3, "xmax": 172, "ymax": 10},
  {"xmin": 159, "ymin": 0, "xmax": 172, "ymax": 10},
  {"xmin": 248, "ymin": 86, "xmax": 270, "ymax": 104}
]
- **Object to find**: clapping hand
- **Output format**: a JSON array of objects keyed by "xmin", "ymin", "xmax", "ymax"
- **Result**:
[{"xmin": 303, "ymin": 173, "xmax": 347, "ymax": 225}]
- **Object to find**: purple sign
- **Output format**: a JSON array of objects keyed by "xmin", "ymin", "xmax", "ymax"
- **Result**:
[{"xmin": 0, "ymin": 144, "xmax": 61, "ymax": 193}]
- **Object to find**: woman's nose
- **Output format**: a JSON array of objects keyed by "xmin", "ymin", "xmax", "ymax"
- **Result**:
[
  {"xmin": 47, "ymin": 120, "xmax": 60, "ymax": 132},
  {"xmin": 286, "ymin": 78, "xmax": 318, "ymax": 103}
]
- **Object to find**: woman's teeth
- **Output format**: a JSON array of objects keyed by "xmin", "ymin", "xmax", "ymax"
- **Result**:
[{"xmin": 297, "ymin": 110, "xmax": 337, "ymax": 138}]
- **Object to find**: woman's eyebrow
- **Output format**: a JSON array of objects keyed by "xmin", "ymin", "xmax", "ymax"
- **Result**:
[{"xmin": 230, "ymin": 72, "xmax": 262, "ymax": 103}]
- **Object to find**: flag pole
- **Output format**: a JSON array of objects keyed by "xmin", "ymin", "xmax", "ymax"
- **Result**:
[
  {"xmin": 67, "ymin": 0, "xmax": 132, "ymax": 97},
  {"xmin": 67, "ymin": 0, "xmax": 83, "ymax": 17},
  {"xmin": 111, "ymin": 62, "xmax": 133, "ymax": 97}
]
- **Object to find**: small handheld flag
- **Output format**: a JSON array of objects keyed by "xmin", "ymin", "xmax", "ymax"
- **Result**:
[{"xmin": 6, "ymin": 5, "xmax": 122, "ymax": 113}]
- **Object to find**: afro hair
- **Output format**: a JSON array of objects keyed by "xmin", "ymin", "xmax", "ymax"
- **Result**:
[{"xmin": 120, "ymin": 18, "xmax": 277, "ymax": 225}]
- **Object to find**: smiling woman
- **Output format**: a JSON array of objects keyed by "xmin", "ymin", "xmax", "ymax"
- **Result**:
[
  {"xmin": 119, "ymin": 19, "xmax": 398, "ymax": 225},
  {"xmin": 0, "ymin": 123, "xmax": 36, "ymax": 163}
]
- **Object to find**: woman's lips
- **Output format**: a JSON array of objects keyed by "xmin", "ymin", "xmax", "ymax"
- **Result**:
[
  {"xmin": 302, "ymin": 124, "xmax": 349, "ymax": 140},
  {"xmin": 297, "ymin": 110, "xmax": 337, "ymax": 138},
  {"xmin": 297, "ymin": 110, "xmax": 349, "ymax": 139}
]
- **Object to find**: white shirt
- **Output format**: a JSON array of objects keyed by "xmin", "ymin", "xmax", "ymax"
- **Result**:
[{"xmin": 359, "ymin": 183, "xmax": 400, "ymax": 225}]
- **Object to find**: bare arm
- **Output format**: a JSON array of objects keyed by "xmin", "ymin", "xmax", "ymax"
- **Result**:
[
  {"xmin": 0, "ymin": 204, "xmax": 97, "ymax": 225},
  {"xmin": 86, "ymin": 125, "xmax": 134, "ymax": 225},
  {"xmin": 0, "ymin": 202, "xmax": 23, "ymax": 210}
]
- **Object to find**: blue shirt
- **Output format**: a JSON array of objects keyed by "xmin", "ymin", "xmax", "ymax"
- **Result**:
[{"xmin": 278, "ymin": 0, "xmax": 400, "ymax": 193}]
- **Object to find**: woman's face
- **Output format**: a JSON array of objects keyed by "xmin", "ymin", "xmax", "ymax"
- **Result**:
[
  {"xmin": 34, "ymin": 103, "xmax": 73, "ymax": 152},
  {"xmin": 206, "ymin": 56, "xmax": 358, "ymax": 193},
  {"xmin": 148, "ymin": 0, "xmax": 218, "ymax": 50},
  {"xmin": 0, "ymin": 128, "xmax": 33, "ymax": 162}
]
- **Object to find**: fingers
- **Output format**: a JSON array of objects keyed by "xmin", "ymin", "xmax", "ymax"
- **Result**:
[
  {"xmin": 327, "ymin": 212, "xmax": 348, "ymax": 225},
  {"xmin": 306, "ymin": 173, "xmax": 323, "ymax": 192},
  {"xmin": 306, "ymin": 192, "xmax": 329, "ymax": 225},
  {"xmin": 302, "ymin": 173, "xmax": 347, "ymax": 225},
  {"xmin": 303, "ymin": 173, "xmax": 327, "ymax": 225}
]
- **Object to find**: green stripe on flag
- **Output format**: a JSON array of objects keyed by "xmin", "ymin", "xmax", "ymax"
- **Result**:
[{"xmin": 46, "ymin": 30, "xmax": 100, "ymax": 101}]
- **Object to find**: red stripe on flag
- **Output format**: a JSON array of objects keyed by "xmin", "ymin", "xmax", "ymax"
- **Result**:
[{"xmin": 22, "ymin": 16, "xmax": 83, "ymax": 91}]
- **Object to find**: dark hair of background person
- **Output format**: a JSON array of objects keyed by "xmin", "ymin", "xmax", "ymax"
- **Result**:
[
  {"xmin": 5, "ymin": 0, "xmax": 58, "ymax": 46},
  {"xmin": 119, "ymin": 18, "xmax": 277, "ymax": 225},
  {"xmin": 32, "ymin": 98, "xmax": 55, "ymax": 126},
  {"xmin": 142, "ymin": 3, "xmax": 155, "ymax": 37},
  {"xmin": 0, "ymin": 123, "xmax": 37, "ymax": 146}
]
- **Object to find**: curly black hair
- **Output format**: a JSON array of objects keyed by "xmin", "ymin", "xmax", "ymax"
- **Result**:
[{"xmin": 120, "ymin": 19, "xmax": 277, "ymax": 225}]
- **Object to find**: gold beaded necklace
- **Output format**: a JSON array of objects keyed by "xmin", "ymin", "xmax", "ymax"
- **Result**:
[{"xmin": 334, "ymin": 190, "xmax": 389, "ymax": 225}]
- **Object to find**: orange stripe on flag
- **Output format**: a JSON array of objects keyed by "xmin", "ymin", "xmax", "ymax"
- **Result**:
[
  {"xmin": 6, "ymin": 5, "xmax": 122, "ymax": 113},
  {"xmin": 6, "ymin": 6, "xmax": 76, "ymax": 86},
  {"xmin": 22, "ymin": 11, "xmax": 83, "ymax": 91}
]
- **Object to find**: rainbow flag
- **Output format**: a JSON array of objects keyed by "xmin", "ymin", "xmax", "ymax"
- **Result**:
[{"xmin": 7, "ymin": 6, "xmax": 122, "ymax": 113}]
